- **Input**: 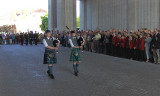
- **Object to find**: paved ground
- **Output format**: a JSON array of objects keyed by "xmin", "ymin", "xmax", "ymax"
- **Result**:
[{"xmin": 0, "ymin": 45, "xmax": 160, "ymax": 96}]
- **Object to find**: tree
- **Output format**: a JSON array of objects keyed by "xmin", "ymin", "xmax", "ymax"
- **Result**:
[
  {"xmin": 77, "ymin": 16, "xmax": 80, "ymax": 28},
  {"xmin": 40, "ymin": 14, "xmax": 48, "ymax": 31},
  {"xmin": 0, "ymin": 25, "xmax": 16, "ymax": 33}
]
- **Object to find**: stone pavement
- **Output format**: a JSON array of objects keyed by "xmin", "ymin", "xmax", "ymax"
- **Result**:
[{"xmin": 0, "ymin": 45, "xmax": 160, "ymax": 96}]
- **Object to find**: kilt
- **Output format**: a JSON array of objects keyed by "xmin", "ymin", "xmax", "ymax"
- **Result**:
[
  {"xmin": 43, "ymin": 49, "xmax": 57, "ymax": 64},
  {"xmin": 70, "ymin": 48, "xmax": 81, "ymax": 62}
]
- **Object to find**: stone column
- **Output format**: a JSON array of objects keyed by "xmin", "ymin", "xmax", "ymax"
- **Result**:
[
  {"xmin": 86, "ymin": 0, "xmax": 92, "ymax": 30},
  {"xmin": 143, "ymin": 0, "xmax": 148, "ymax": 28},
  {"xmin": 64, "ymin": 0, "xmax": 77, "ymax": 31},
  {"xmin": 98, "ymin": 0, "xmax": 103, "ymax": 30},
  {"xmin": 91, "ymin": 0, "xmax": 99, "ymax": 30},
  {"xmin": 110, "ymin": 0, "xmax": 113, "ymax": 29},
  {"xmin": 102, "ymin": 0, "xmax": 108, "ymax": 30},
  {"xmin": 122, "ymin": 0, "xmax": 127, "ymax": 30},
  {"xmin": 48, "ymin": 0, "xmax": 57, "ymax": 31},
  {"xmin": 127, "ymin": 0, "xmax": 138, "ymax": 31},
  {"xmin": 80, "ymin": 0, "xmax": 87, "ymax": 31},
  {"xmin": 56, "ymin": 0, "xmax": 76, "ymax": 31},
  {"xmin": 109, "ymin": 0, "xmax": 113, "ymax": 29},
  {"xmin": 113, "ymin": 0, "xmax": 115, "ymax": 29},
  {"xmin": 154, "ymin": 0, "xmax": 160, "ymax": 29}
]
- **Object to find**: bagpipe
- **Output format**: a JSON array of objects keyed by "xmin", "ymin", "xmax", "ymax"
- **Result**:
[
  {"xmin": 66, "ymin": 26, "xmax": 85, "ymax": 47},
  {"xmin": 77, "ymin": 36, "xmax": 84, "ymax": 46},
  {"xmin": 53, "ymin": 39, "xmax": 59, "ymax": 47},
  {"xmin": 51, "ymin": 36, "xmax": 59, "ymax": 47}
]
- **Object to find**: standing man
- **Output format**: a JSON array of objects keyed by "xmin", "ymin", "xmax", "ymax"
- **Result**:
[
  {"xmin": 24, "ymin": 32, "xmax": 29, "ymax": 46},
  {"xmin": 29, "ymin": 31, "xmax": 33, "ymax": 45},
  {"xmin": 69, "ymin": 31, "xmax": 85, "ymax": 76},
  {"xmin": 43, "ymin": 30, "xmax": 59, "ymax": 79},
  {"xmin": 104, "ymin": 31, "xmax": 111, "ymax": 55},
  {"xmin": 12, "ymin": 34, "xmax": 15, "ymax": 44},
  {"xmin": 9, "ymin": 34, "xmax": 12, "ymax": 44},
  {"xmin": 20, "ymin": 33, "xmax": 24, "ymax": 46},
  {"xmin": 93, "ymin": 32, "xmax": 101, "ymax": 53},
  {"xmin": 34, "ymin": 31, "xmax": 38, "ymax": 45},
  {"xmin": 0, "ymin": 34, "xmax": 2, "ymax": 46},
  {"xmin": 151, "ymin": 29, "xmax": 160, "ymax": 64}
]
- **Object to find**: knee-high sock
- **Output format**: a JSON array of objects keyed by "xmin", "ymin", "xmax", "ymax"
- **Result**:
[
  {"xmin": 73, "ymin": 64, "xmax": 77, "ymax": 72},
  {"xmin": 48, "ymin": 66, "xmax": 53, "ymax": 75}
]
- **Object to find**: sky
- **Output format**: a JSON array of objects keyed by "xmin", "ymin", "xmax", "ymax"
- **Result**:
[
  {"xmin": 0, "ymin": 0, "xmax": 80, "ymax": 16},
  {"xmin": 0, "ymin": 0, "xmax": 48, "ymax": 14},
  {"xmin": 76, "ymin": 0, "xmax": 80, "ymax": 17},
  {"xmin": 0, "ymin": 0, "xmax": 80, "ymax": 32}
]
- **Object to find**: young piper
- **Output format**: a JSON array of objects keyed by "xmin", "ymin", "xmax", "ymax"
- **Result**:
[
  {"xmin": 69, "ymin": 31, "xmax": 85, "ymax": 76},
  {"xmin": 43, "ymin": 30, "xmax": 59, "ymax": 79}
]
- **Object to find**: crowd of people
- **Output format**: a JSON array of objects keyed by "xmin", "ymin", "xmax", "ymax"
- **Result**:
[
  {"xmin": 0, "ymin": 31, "xmax": 44, "ymax": 46},
  {"xmin": 1, "ymin": 28, "xmax": 160, "ymax": 64},
  {"xmin": 59, "ymin": 28, "xmax": 160, "ymax": 64}
]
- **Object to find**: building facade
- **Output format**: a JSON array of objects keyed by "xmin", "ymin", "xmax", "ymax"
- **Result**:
[{"xmin": 49, "ymin": 0, "xmax": 160, "ymax": 31}]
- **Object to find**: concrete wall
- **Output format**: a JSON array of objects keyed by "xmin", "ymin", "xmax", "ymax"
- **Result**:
[
  {"xmin": 80, "ymin": 0, "xmax": 160, "ymax": 31},
  {"xmin": 48, "ymin": 0, "xmax": 57, "ymax": 31},
  {"xmin": 48, "ymin": 0, "xmax": 77, "ymax": 32},
  {"xmin": 48, "ymin": 0, "xmax": 160, "ymax": 32}
]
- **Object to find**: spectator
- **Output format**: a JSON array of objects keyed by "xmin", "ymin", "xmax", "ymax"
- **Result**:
[
  {"xmin": 145, "ymin": 33, "xmax": 152, "ymax": 62},
  {"xmin": 151, "ymin": 30, "xmax": 160, "ymax": 64}
]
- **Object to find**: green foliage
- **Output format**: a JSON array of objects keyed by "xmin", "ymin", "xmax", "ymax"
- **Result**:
[
  {"xmin": 0, "ymin": 25, "xmax": 16, "ymax": 33},
  {"xmin": 40, "ymin": 14, "xmax": 48, "ymax": 31},
  {"xmin": 77, "ymin": 16, "xmax": 80, "ymax": 28}
]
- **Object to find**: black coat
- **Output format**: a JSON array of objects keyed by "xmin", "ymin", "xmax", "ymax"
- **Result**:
[
  {"xmin": 24, "ymin": 34, "xmax": 29, "ymax": 40},
  {"xmin": 151, "ymin": 33, "xmax": 160, "ymax": 49}
]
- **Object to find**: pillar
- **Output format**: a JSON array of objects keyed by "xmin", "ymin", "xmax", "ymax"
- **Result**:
[
  {"xmin": 48, "ymin": 0, "xmax": 57, "ymax": 31},
  {"xmin": 56, "ymin": 0, "xmax": 76, "ymax": 32},
  {"xmin": 127, "ymin": 0, "xmax": 138, "ymax": 31},
  {"xmin": 80, "ymin": 0, "xmax": 87, "ymax": 31}
]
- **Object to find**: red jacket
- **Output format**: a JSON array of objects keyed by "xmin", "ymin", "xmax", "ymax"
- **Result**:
[
  {"xmin": 129, "ymin": 40, "xmax": 133, "ymax": 49},
  {"xmin": 116, "ymin": 37, "xmax": 121, "ymax": 46},
  {"xmin": 137, "ymin": 39, "xmax": 141, "ymax": 49},
  {"xmin": 139, "ymin": 39, "xmax": 145, "ymax": 51},
  {"xmin": 125, "ymin": 37, "xmax": 129, "ymax": 48},
  {"xmin": 120, "ymin": 38, "xmax": 126, "ymax": 48},
  {"xmin": 112, "ymin": 36, "xmax": 117, "ymax": 45},
  {"xmin": 133, "ymin": 39, "xmax": 138, "ymax": 49}
]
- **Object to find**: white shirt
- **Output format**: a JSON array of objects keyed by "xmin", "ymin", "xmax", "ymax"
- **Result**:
[
  {"xmin": 43, "ymin": 37, "xmax": 60, "ymax": 47},
  {"xmin": 43, "ymin": 37, "xmax": 50, "ymax": 47},
  {"xmin": 69, "ymin": 38, "xmax": 74, "ymax": 47}
]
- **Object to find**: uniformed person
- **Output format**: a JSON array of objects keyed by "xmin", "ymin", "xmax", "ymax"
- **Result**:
[
  {"xmin": 43, "ymin": 30, "xmax": 59, "ymax": 79},
  {"xmin": 69, "ymin": 31, "xmax": 85, "ymax": 76},
  {"xmin": 24, "ymin": 32, "xmax": 29, "ymax": 46},
  {"xmin": 29, "ymin": 31, "xmax": 33, "ymax": 45},
  {"xmin": 34, "ymin": 31, "xmax": 38, "ymax": 45},
  {"xmin": 20, "ymin": 33, "xmax": 24, "ymax": 46}
]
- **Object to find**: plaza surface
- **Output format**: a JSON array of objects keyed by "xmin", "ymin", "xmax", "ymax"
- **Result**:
[{"xmin": 0, "ymin": 45, "xmax": 160, "ymax": 96}]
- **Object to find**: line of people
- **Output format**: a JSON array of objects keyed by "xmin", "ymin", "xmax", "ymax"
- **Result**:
[
  {"xmin": 0, "ymin": 31, "xmax": 44, "ymax": 46},
  {"xmin": 60, "ymin": 28, "xmax": 160, "ymax": 64}
]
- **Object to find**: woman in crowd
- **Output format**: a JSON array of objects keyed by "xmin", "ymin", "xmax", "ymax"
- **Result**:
[{"xmin": 144, "ymin": 33, "xmax": 152, "ymax": 62}]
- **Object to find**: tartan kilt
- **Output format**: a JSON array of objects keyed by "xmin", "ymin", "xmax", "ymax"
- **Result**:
[
  {"xmin": 43, "ymin": 49, "xmax": 57, "ymax": 64},
  {"xmin": 70, "ymin": 48, "xmax": 81, "ymax": 62}
]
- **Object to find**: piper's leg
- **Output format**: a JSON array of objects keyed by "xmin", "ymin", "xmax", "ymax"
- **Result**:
[
  {"xmin": 48, "ymin": 64, "xmax": 54, "ymax": 79},
  {"xmin": 73, "ymin": 62, "xmax": 78, "ymax": 76}
]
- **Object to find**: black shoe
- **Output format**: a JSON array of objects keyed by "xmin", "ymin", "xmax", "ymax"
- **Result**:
[
  {"xmin": 74, "ymin": 72, "xmax": 78, "ymax": 76},
  {"xmin": 47, "ymin": 70, "xmax": 50, "ymax": 76},
  {"xmin": 50, "ymin": 74, "xmax": 55, "ymax": 79},
  {"xmin": 154, "ymin": 62, "xmax": 157, "ymax": 64}
]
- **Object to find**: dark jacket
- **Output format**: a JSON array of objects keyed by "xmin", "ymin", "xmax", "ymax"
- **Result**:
[{"xmin": 151, "ymin": 33, "xmax": 160, "ymax": 49}]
